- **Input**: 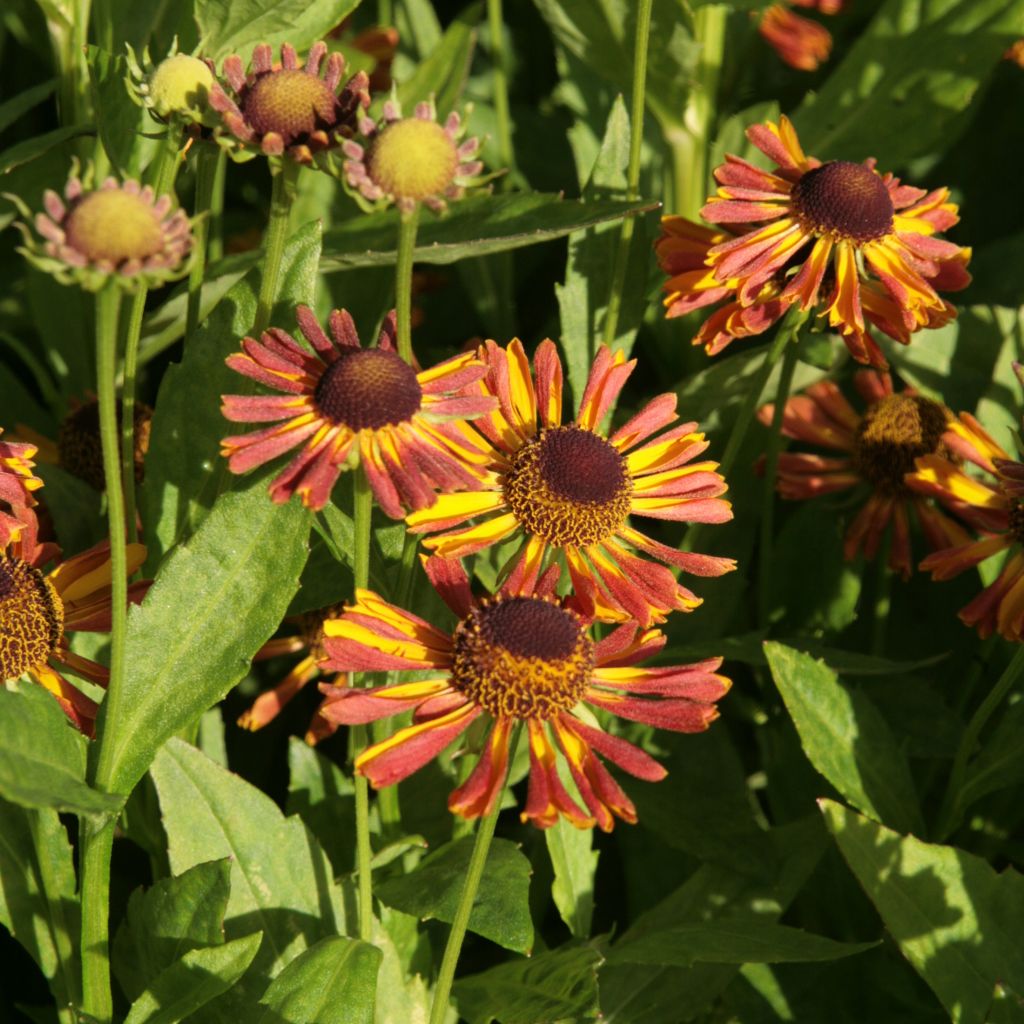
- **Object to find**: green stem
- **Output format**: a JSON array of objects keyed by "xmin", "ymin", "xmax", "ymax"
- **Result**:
[
  {"xmin": 186, "ymin": 144, "xmax": 222, "ymax": 345},
  {"xmin": 352, "ymin": 468, "xmax": 375, "ymax": 941},
  {"xmin": 936, "ymin": 643, "xmax": 1024, "ymax": 840},
  {"xmin": 80, "ymin": 282, "xmax": 127, "ymax": 1023},
  {"xmin": 870, "ymin": 533, "xmax": 893, "ymax": 656},
  {"xmin": 254, "ymin": 161, "xmax": 300, "ymax": 336},
  {"xmin": 757, "ymin": 329, "xmax": 801, "ymax": 627},
  {"xmin": 378, "ymin": 0, "xmax": 393, "ymax": 25},
  {"xmin": 601, "ymin": 0, "xmax": 653, "ymax": 350},
  {"xmin": 395, "ymin": 207, "xmax": 420, "ymax": 363},
  {"xmin": 488, "ymin": 0, "xmax": 514, "ymax": 174},
  {"xmin": 427, "ymin": 729, "xmax": 517, "ymax": 1024},
  {"xmin": 207, "ymin": 149, "xmax": 227, "ymax": 263}
]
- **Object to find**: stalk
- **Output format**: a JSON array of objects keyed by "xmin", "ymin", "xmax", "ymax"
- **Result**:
[
  {"xmin": 207, "ymin": 149, "xmax": 227, "ymax": 262},
  {"xmin": 186, "ymin": 143, "xmax": 222, "ymax": 344},
  {"xmin": 254, "ymin": 160, "xmax": 301, "ymax": 336},
  {"xmin": 395, "ymin": 207, "xmax": 420, "ymax": 363},
  {"xmin": 601, "ymin": 0, "xmax": 653, "ymax": 349},
  {"xmin": 488, "ymin": 0, "xmax": 513, "ymax": 174}
]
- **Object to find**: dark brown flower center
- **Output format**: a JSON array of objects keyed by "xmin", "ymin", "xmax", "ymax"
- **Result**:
[
  {"xmin": 503, "ymin": 425, "xmax": 632, "ymax": 546},
  {"xmin": 852, "ymin": 393, "xmax": 949, "ymax": 494},
  {"xmin": 313, "ymin": 348, "xmax": 422, "ymax": 430},
  {"xmin": 790, "ymin": 161, "xmax": 894, "ymax": 243},
  {"xmin": 57, "ymin": 399, "xmax": 152, "ymax": 491},
  {"xmin": 0, "ymin": 556, "xmax": 64, "ymax": 681},
  {"xmin": 450, "ymin": 596, "xmax": 593, "ymax": 719},
  {"xmin": 242, "ymin": 69, "xmax": 338, "ymax": 143},
  {"xmin": 1009, "ymin": 504, "xmax": 1024, "ymax": 547},
  {"xmin": 64, "ymin": 191, "xmax": 165, "ymax": 265}
]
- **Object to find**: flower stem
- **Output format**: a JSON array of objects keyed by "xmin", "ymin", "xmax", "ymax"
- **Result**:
[
  {"xmin": 351, "ymin": 467, "xmax": 375, "ymax": 941},
  {"xmin": 207, "ymin": 149, "xmax": 228, "ymax": 263},
  {"xmin": 488, "ymin": 0, "xmax": 513, "ymax": 174},
  {"xmin": 601, "ymin": 0, "xmax": 653, "ymax": 350},
  {"xmin": 395, "ymin": 207, "xmax": 420, "ymax": 363},
  {"xmin": 80, "ymin": 281, "xmax": 127, "ymax": 1024},
  {"xmin": 427, "ymin": 732, "xmax": 516, "ymax": 1024},
  {"xmin": 936, "ymin": 643, "xmax": 1024, "ymax": 840},
  {"xmin": 757, "ymin": 326, "xmax": 801, "ymax": 627},
  {"xmin": 186, "ymin": 143, "xmax": 222, "ymax": 345},
  {"xmin": 254, "ymin": 161, "xmax": 300, "ymax": 336}
]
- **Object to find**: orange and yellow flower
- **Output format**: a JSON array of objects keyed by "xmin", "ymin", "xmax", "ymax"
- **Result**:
[
  {"xmin": 759, "ymin": 1, "xmax": 842, "ymax": 73},
  {"xmin": 1, "ymin": 428, "xmax": 42, "ymax": 546},
  {"xmin": 316, "ymin": 556, "xmax": 731, "ymax": 831},
  {"xmin": 405, "ymin": 340, "xmax": 736, "ymax": 627},
  {"xmin": 220, "ymin": 305, "xmax": 496, "ymax": 515},
  {"xmin": 907, "ymin": 413, "xmax": 1024, "ymax": 641},
  {"xmin": 759, "ymin": 370, "xmax": 970, "ymax": 578}
]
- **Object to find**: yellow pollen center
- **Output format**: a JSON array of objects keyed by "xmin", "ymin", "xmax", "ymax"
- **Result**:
[
  {"xmin": 367, "ymin": 118, "xmax": 458, "ymax": 201},
  {"xmin": 790, "ymin": 160, "xmax": 894, "ymax": 243},
  {"xmin": 64, "ymin": 190, "xmax": 165, "ymax": 265},
  {"xmin": 0, "ymin": 556, "xmax": 64, "ymax": 681},
  {"xmin": 852, "ymin": 393, "xmax": 949, "ymax": 494},
  {"xmin": 449, "ymin": 597, "xmax": 593, "ymax": 720},
  {"xmin": 242, "ymin": 69, "xmax": 337, "ymax": 143},
  {"xmin": 504, "ymin": 425, "xmax": 633, "ymax": 547},
  {"xmin": 148, "ymin": 54, "xmax": 214, "ymax": 118}
]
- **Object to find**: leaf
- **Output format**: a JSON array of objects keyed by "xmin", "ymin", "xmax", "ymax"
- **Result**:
[
  {"xmin": 605, "ymin": 922, "xmax": 877, "ymax": 967},
  {"xmin": 141, "ymin": 222, "xmax": 320, "ymax": 565},
  {"xmin": 87, "ymin": 46, "xmax": 157, "ymax": 178},
  {"xmin": 151, "ymin": 739, "xmax": 347, "ymax": 1021},
  {"xmin": 195, "ymin": 0, "xmax": 361, "ymax": 62},
  {"xmin": 764, "ymin": 642, "xmax": 925, "ymax": 836},
  {"xmin": 123, "ymin": 932, "xmax": 263, "ymax": 1024},
  {"xmin": 285, "ymin": 738, "xmax": 355, "ymax": 876},
  {"xmin": 0, "ymin": 686, "xmax": 121, "ymax": 815},
  {"xmin": 96, "ymin": 480, "xmax": 310, "ymax": 797},
  {"xmin": 255, "ymin": 936, "xmax": 381, "ymax": 1024},
  {"xmin": 319, "ymin": 193, "xmax": 656, "ymax": 270},
  {"xmin": 0, "ymin": 799, "xmax": 80, "ymax": 1009},
  {"xmin": 0, "ymin": 79, "xmax": 57, "ymax": 135},
  {"xmin": 0, "ymin": 125, "xmax": 92, "ymax": 175},
  {"xmin": 545, "ymin": 817, "xmax": 598, "ymax": 938},
  {"xmin": 455, "ymin": 945, "xmax": 603, "ymax": 1024},
  {"xmin": 822, "ymin": 799, "xmax": 1024, "ymax": 1024},
  {"xmin": 961, "ymin": 699, "xmax": 1024, "ymax": 812},
  {"xmin": 113, "ymin": 860, "xmax": 233, "ymax": 1002},
  {"xmin": 34, "ymin": 463, "xmax": 104, "ymax": 554},
  {"xmin": 396, "ymin": 2, "xmax": 479, "ymax": 116},
  {"xmin": 794, "ymin": 0, "xmax": 1024, "ymax": 165},
  {"xmin": 376, "ymin": 836, "xmax": 534, "ymax": 953}
]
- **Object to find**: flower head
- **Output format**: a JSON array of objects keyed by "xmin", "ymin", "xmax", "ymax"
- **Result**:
[
  {"xmin": 316, "ymin": 556, "xmax": 731, "ymax": 831},
  {"xmin": 759, "ymin": 2, "xmax": 842, "ymax": 72},
  {"xmin": 406, "ymin": 340, "xmax": 736, "ymax": 627},
  {"xmin": 759, "ymin": 370, "xmax": 970, "ymax": 578},
  {"xmin": 1, "ymin": 429, "xmax": 42, "ymax": 546},
  {"xmin": 220, "ymin": 305, "xmax": 496, "ymax": 515},
  {"xmin": 343, "ymin": 98, "xmax": 484, "ymax": 213},
  {"xmin": 1, "ymin": 513, "xmax": 148, "ymax": 735},
  {"xmin": 659, "ymin": 116, "xmax": 971, "ymax": 369},
  {"xmin": 126, "ymin": 43, "xmax": 216, "ymax": 125},
  {"xmin": 209, "ymin": 41, "xmax": 370, "ymax": 164},
  {"xmin": 907, "ymin": 413, "xmax": 1024, "ymax": 641},
  {"xmin": 15, "ymin": 171, "xmax": 192, "ymax": 291}
]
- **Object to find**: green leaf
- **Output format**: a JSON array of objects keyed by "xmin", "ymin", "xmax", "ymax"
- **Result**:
[
  {"xmin": 87, "ymin": 46, "xmax": 157, "ymax": 178},
  {"xmin": 545, "ymin": 817, "xmax": 598, "ymax": 938},
  {"xmin": 376, "ymin": 836, "xmax": 533, "ymax": 953},
  {"xmin": 113, "ymin": 860, "xmax": 233, "ymax": 1002},
  {"xmin": 151, "ymin": 739, "xmax": 347, "ymax": 1021},
  {"xmin": 195, "ymin": 0, "xmax": 360, "ymax": 61},
  {"xmin": 0, "ymin": 79, "xmax": 57, "ymax": 135},
  {"xmin": 97, "ymin": 480, "xmax": 310, "ymax": 796},
  {"xmin": 822, "ymin": 799, "xmax": 1024, "ymax": 1024},
  {"xmin": 123, "ymin": 932, "xmax": 263, "ymax": 1024},
  {"xmin": 961, "ymin": 699, "xmax": 1024, "ymax": 812},
  {"xmin": 0, "ymin": 125, "xmax": 92, "ymax": 175},
  {"xmin": 396, "ymin": 2, "xmax": 479, "ymax": 116},
  {"xmin": 455, "ymin": 945, "xmax": 603, "ymax": 1024},
  {"xmin": 0, "ymin": 799, "xmax": 80, "ymax": 1009},
  {"xmin": 35, "ymin": 463, "xmax": 104, "ymax": 554},
  {"xmin": 285, "ymin": 738, "xmax": 355, "ymax": 876},
  {"xmin": 141, "ymin": 223, "xmax": 320, "ymax": 564},
  {"xmin": 0, "ymin": 686, "xmax": 121, "ymax": 815},
  {"xmin": 764, "ymin": 642, "xmax": 925, "ymax": 836},
  {"xmin": 255, "ymin": 936, "xmax": 381, "ymax": 1024},
  {"xmin": 606, "ymin": 922, "xmax": 877, "ymax": 967},
  {"xmin": 794, "ymin": 0, "xmax": 1024, "ymax": 165},
  {"xmin": 319, "ymin": 193, "xmax": 656, "ymax": 270}
]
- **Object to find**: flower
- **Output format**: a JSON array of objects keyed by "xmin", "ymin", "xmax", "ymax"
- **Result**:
[
  {"xmin": 220, "ymin": 305, "xmax": 496, "ymax": 514},
  {"xmin": 1, "ymin": 429, "xmax": 42, "ymax": 546},
  {"xmin": 758, "ymin": 1, "xmax": 841, "ymax": 72},
  {"xmin": 0, "ymin": 512, "xmax": 148, "ymax": 735},
  {"xmin": 238, "ymin": 604, "xmax": 344, "ymax": 744},
  {"xmin": 15, "ymin": 172, "xmax": 193, "ymax": 291},
  {"xmin": 758, "ymin": 370, "xmax": 971, "ymax": 578},
  {"xmin": 209, "ymin": 41, "xmax": 369, "ymax": 164},
  {"xmin": 907, "ymin": 413, "xmax": 1024, "ymax": 641},
  {"xmin": 126, "ymin": 43, "xmax": 216, "ymax": 125},
  {"xmin": 316, "ymin": 556, "xmax": 731, "ymax": 831},
  {"xmin": 406, "ymin": 340, "xmax": 736, "ymax": 627},
  {"xmin": 343, "ymin": 97, "xmax": 484, "ymax": 213},
  {"xmin": 662, "ymin": 115, "xmax": 971, "ymax": 369}
]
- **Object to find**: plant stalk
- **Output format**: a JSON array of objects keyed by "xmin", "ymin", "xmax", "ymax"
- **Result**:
[
  {"xmin": 395, "ymin": 207, "xmax": 420, "ymax": 363},
  {"xmin": 186, "ymin": 143, "xmax": 222, "ymax": 344},
  {"xmin": 488, "ymin": 0, "xmax": 514, "ymax": 174},
  {"xmin": 254, "ymin": 161, "xmax": 300, "ymax": 336}
]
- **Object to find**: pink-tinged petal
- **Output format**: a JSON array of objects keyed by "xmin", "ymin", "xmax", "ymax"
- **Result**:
[
  {"xmin": 594, "ymin": 623, "xmax": 666, "ymax": 667},
  {"xmin": 424, "ymin": 394, "xmax": 497, "ymax": 418},
  {"xmin": 32, "ymin": 665, "xmax": 99, "ymax": 738},
  {"xmin": 322, "ymin": 636, "xmax": 438, "ymax": 672},
  {"xmin": 422, "ymin": 554, "xmax": 475, "ymax": 618},
  {"xmin": 617, "ymin": 525, "xmax": 734, "ymax": 576},
  {"xmin": 631, "ymin": 467, "xmax": 728, "ymax": 500},
  {"xmin": 843, "ymin": 492, "xmax": 893, "ymax": 564},
  {"xmin": 238, "ymin": 655, "xmax": 319, "ymax": 730},
  {"xmin": 576, "ymin": 347, "xmax": 635, "ymax": 431},
  {"xmin": 586, "ymin": 691, "xmax": 721, "ymax": 732},
  {"xmin": 521, "ymin": 721, "xmax": 594, "ymax": 829},
  {"xmin": 222, "ymin": 420, "xmax": 320, "ymax": 474},
  {"xmin": 502, "ymin": 534, "xmax": 546, "ymax": 597},
  {"xmin": 449, "ymin": 718, "xmax": 513, "ymax": 819},
  {"xmin": 552, "ymin": 718, "xmax": 636, "ymax": 830},
  {"xmin": 359, "ymin": 438, "xmax": 403, "ymax": 519},
  {"xmin": 919, "ymin": 533, "xmax": 1012, "ymax": 581},
  {"xmin": 702, "ymin": 200, "xmax": 787, "ymax": 224},
  {"xmin": 414, "ymin": 690, "xmax": 470, "ymax": 722},
  {"xmin": 610, "ymin": 394, "xmax": 678, "ymax": 452},
  {"xmin": 561, "ymin": 716, "xmax": 666, "ymax": 782},
  {"xmin": 220, "ymin": 394, "xmax": 310, "ymax": 423},
  {"xmin": 745, "ymin": 115, "xmax": 809, "ymax": 172},
  {"xmin": 317, "ymin": 679, "xmax": 452, "ymax": 726},
  {"xmin": 224, "ymin": 355, "xmax": 308, "ymax": 394},
  {"xmin": 592, "ymin": 661, "xmax": 731, "ymax": 701},
  {"xmin": 630, "ymin": 495, "xmax": 733, "ymax": 523},
  {"xmin": 273, "ymin": 436, "xmax": 349, "ymax": 510},
  {"xmin": 533, "ymin": 339, "xmax": 564, "ymax": 429},
  {"xmin": 913, "ymin": 497, "xmax": 973, "ymax": 553},
  {"xmin": 356, "ymin": 703, "xmax": 483, "ymax": 787}
]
